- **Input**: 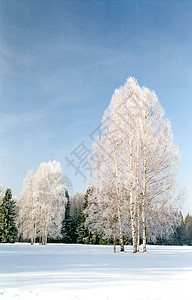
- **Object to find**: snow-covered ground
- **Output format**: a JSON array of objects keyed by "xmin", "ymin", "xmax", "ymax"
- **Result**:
[{"xmin": 0, "ymin": 243, "xmax": 191, "ymax": 300}]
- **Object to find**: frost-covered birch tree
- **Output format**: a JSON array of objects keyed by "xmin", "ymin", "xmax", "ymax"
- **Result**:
[
  {"xmin": 137, "ymin": 86, "xmax": 179, "ymax": 251},
  {"xmin": 88, "ymin": 77, "xmax": 180, "ymax": 253},
  {"xmin": 16, "ymin": 161, "xmax": 66, "ymax": 245},
  {"xmin": 16, "ymin": 171, "xmax": 37, "ymax": 244},
  {"xmin": 88, "ymin": 91, "xmax": 130, "ymax": 251}
]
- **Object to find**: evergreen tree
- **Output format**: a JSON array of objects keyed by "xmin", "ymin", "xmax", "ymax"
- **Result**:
[
  {"xmin": 70, "ymin": 192, "xmax": 85, "ymax": 243},
  {"xmin": 171, "ymin": 212, "xmax": 187, "ymax": 245},
  {"xmin": 0, "ymin": 189, "xmax": 17, "ymax": 243},
  {"xmin": 184, "ymin": 213, "xmax": 192, "ymax": 246},
  {"xmin": 70, "ymin": 205, "xmax": 79, "ymax": 243},
  {"xmin": 76, "ymin": 187, "xmax": 92, "ymax": 244},
  {"xmin": 61, "ymin": 190, "xmax": 73, "ymax": 243}
]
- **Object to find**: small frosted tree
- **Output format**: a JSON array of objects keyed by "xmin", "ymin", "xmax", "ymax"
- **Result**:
[
  {"xmin": 16, "ymin": 171, "xmax": 37, "ymax": 244},
  {"xmin": 86, "ymin": 185, "xmax": 120, "ymax": 252},
  {"xmin": 16, "ymin": 161, "xmax": 67, "ymax": 245},
  {"xmin": 34, "ymin": 161, "xmax": 66, "ymax": 244}
]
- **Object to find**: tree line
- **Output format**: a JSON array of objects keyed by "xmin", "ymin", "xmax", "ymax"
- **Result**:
[{"xmin": 0, "ymin": 185, "xmax": 192, "ymax": 247}]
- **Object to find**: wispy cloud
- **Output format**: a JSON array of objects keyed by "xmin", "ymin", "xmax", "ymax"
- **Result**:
[{"xmin": 0, "ymin": 110, "xmax": 45, "ymax": 129}]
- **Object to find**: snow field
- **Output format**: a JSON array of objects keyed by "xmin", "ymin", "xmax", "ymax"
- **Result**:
[{"xmin": 0, "ymin": 244, "xmax": 191, "ymax": 300}]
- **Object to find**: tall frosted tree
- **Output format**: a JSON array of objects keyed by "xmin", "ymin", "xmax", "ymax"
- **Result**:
[
  {"xmin": 0, "ymin": 189, "xmax": 17, "ymax": 243},
  {"xmin": 89, "ymin": 77, "xmax": 180, "ymax": 253},
  {"xmin": 89, "ymin": 93, "xmax": 127, "ymax": 251},
  {"xmin": 123, "ymin": 80, "xmax": 179, "ymax": 251}
]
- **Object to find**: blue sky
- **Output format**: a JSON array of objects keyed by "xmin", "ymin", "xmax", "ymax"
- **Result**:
[{"xmin": 0, "ymin": 0, "xmax": 191, "ymax": 215}]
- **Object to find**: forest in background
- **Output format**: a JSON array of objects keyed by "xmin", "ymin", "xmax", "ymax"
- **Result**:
[{"xmin": 0, "ymin": 185, "xmax": 192, "ymax": 248}]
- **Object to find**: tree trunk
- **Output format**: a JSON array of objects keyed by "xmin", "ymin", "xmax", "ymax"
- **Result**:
[
  {"xmin": 136, "ymin": 137, "xmax": 140, "ymax": 252},
  {"xmin": 33, "ymin": 219, "xmax": 36, "ymax": 244},
  {"xmin": 142, "ymin": 215, "xmax": 146, "ymax": 253},
  {"xmin": 142, "ymin": 115, "xmax": 147, "ymax": 253},
  {"xmin": 130, "ymin": 190, "xmax": 137, "ymax": 253},
  {"xmin": 129, "ymin": 118, "xmax": 137, "ymax": 253},
  {"xmin": 113, "ymin": 226, "xmax": 116, "ymax": 253},
  {"xmin": 137, "ymin": 217, "xmax": 140, "ymax": 252},
  {"xmin": 142, "ymin": 188, "xmax": 147, "ymax": 252},
  {"xmin": 115, "ymin": 142, "xmax": 124, "ymax": 252},
  {"xmin": 117, "ymin": 205, "xmax": 124, "ymax": 251}
]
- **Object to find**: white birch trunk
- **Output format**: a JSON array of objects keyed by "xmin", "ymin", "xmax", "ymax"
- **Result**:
[
  {"xmin": 129, "ymin": 119, "xmax": 137, "ymax": 253},
  {"xmin": 115, "ymin": 142, "xmax": 124, "ymax": 252},
  {"xmin": 142, "ymin": 115, "xmax": 147, "ymax": 253},
  {"xmin": 113, "ymin": 218, "xmax": 116, "ymax": 253},
  {"xmin": 136, "ymin": 139, "xmax": 140, "ymax": 252}
]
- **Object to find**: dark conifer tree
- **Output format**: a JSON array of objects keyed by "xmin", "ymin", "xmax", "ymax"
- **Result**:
[
  {"xmin": 171, "ymin": 212, "xmax": 187, "ymax": 245},
  {"xmin": 0, "ymin": 188, "xmax": 17, "ymax": 243},
  {"xmin": 184, "ymin": 213, "xmax": 192, "ymax": 246},
  {"xmin": 76, "ymin": 187, "xmax": 92, "ymax": 244},
  {"xmin": 68, "ymin": 192, "xmax": 85, "ymax": 243},
  {"xmin": 61, "ymin": 190, "xmax": 73, "ymax": 243},
  {"xmin": 70, "ymin": 205, "xmax": 79, "ymax": 243}
]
